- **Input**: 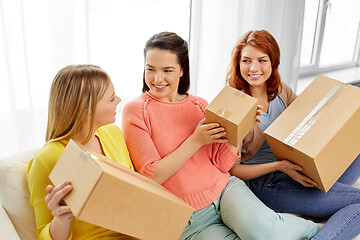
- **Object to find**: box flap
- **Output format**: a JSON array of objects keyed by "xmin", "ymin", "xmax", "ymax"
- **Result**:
[
  {"xmin": 206, "ymin": 85, "xmax": 258, "ymax": 125},
  {"xmin": 205, "ymin": 85, "xmax": 258, "ymax": 146},
  {"xmin": 49, "ymin": 139, "xmax": 103, "ymax": 217}
]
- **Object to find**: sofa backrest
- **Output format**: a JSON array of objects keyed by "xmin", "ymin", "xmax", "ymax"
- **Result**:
[{"xmin": 0, "ymin": 148, "xmax": 39, "ymax": 240}]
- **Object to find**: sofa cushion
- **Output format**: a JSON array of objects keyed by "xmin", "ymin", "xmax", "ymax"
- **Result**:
[
  {"xmin": 0, "ymin": 148, "xmax": 39, "ymax": 240},
  {"xmin": 0, "ymin": 203, "xmax": 20, "ymax": 240}
]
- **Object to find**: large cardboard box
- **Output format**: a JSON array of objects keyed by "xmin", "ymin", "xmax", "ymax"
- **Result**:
[
  {"xmin": 264, "ymin": 76, "xmax": 360, "ymax": 192},
  {"xmin": 49, "ymin": 140, "xmax": 194, "ymax": 240},
  {"xmin": 205, "ymin": 85, "xmax": 258, "ymax": 147}
]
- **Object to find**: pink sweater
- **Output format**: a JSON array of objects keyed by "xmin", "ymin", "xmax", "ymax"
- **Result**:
[{"xmin": 122, "ymin": 92, "xmax": 239, "ymax": 210}]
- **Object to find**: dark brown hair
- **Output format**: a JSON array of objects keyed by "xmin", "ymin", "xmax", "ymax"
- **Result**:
[{"xmin": 142, "ymin": 32, "xmax": 190, "ymax": 94}]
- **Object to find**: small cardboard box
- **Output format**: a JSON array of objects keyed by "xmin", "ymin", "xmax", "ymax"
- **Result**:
[
  {"xmin": 205, "ymin": 85, "xmax": 258, "ymax": 147},
  {"xmin": 264, "ymin": 76, "xmax": 360, "ymax": 192},
  {"xmin": 49, "ymin": 140, "xmax": 194, "ymax": 240}
]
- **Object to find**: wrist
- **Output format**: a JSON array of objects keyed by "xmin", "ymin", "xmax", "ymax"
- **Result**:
[
  {"xmin": 227, "ymin": 143, "xmax": 240, "ymax": 155},
  {"xmin": 188, "ymin": 134, "xmax": 203, "ymax": 149},
  {"xmin": 274, "ymin": 160, "xmax": 284, "ymax": 172},
  {"xmin": 50, "ymin": 217, "xmax": 72, "ymax": 240}
]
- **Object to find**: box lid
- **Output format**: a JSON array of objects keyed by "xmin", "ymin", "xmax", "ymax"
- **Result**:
[
  {"xmin": 49, "ymin": 139, "xmax": 103, "ymax": 217},
  {"xmin": 206, "ymin": 85, "xmax": 258, "ymax": 125}
]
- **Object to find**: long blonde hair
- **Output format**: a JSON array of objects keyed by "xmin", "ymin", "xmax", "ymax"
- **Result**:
[{"xmin": 46, "ymin": 65, "xmax": 110, "ymax": 144}]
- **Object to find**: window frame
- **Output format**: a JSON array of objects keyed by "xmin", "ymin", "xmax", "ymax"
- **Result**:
[{"xmin": 300, "ymin": 0, "xmax": 360, "ymax": 77}]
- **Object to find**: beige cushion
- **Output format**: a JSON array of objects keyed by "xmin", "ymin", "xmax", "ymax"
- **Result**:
[
  {"xmin": 0, "ymin": 148, "xmax": 39, "ymax": 240},
  {"xmin": 0, "ymin": 203, "xmax": 20, "ymax": 240}
]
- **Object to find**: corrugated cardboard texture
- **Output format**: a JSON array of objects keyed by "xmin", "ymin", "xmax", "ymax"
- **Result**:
[
  {"xmin": 264, "ymin": 76, "xmax": 360, "ymax": 192},
  {"xmin": 205, "ymin": 85, "xmax": 258, "ymax": 147},
  {"xmin": 49, "ymin": 140, "xmax": 194, "ymax": 240},
  {"xmin": 49, "ymin": 141, "xmax": 102, "ymax": 217}
]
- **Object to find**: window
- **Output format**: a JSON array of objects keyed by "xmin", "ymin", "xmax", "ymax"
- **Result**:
[
  {"xmin": 0, "ymin": 0, "xmax": 191, "ymax": 158},
  {"xmin": 300, "ymin": 0, "xmax": 360, "ymax": 77},
  {"xmin": 86, "ymin": 0, "xmax": 191, "ymax": 101}
]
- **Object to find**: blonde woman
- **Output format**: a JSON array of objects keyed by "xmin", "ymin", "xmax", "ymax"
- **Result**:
[{"xmin": 27, "ymin": 65, "xmax": 136, "ymax": 240}]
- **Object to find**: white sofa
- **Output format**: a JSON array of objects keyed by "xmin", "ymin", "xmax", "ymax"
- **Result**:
[
  {"xmin": 0, "ymin": 148, "xmax": 39, "ymax": 240},
  {"xmin": 0, "ymin": 148, "xmax": 359, "ymax": 240}
]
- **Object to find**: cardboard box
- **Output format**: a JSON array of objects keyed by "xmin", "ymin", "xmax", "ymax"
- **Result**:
[
  {"xmin": 49, "ymin": 140, "xmax": 194, "ymax": 240},
  {"xmin": 264, "ymin": 76, "xmax": 360, "ymax": 192},
  {"xmin": 205, "ymin": 85, "xmax": 258, "ymax": 147}
]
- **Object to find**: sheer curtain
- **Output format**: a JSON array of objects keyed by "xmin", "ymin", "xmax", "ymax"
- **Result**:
[
  {"xmin": 189, "ymin": 0, "xmax": 305, "ymax": 102},
  {"xmin": 0, "ymin": 0, "xmax": 305, "ymax": 158},
  {"xmin": 0, "ymin": 0, "xmax": 190, "ymax": 158}
]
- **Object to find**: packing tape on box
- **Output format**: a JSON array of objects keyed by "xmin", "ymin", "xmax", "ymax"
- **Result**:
[
  {"xmin": 216, "ymin": 108, "xmax": 232, "ymax": 118},
  {"xmin": 284, "ymin": 82, "xmax": 346, "ymax": 146},
  {"xmin": 233, "ymin": 91, "xmax": 244, "ymax": 97}
]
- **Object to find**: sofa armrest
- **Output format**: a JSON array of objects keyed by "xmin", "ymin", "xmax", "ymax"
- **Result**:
[
  {"xmin": 0, "ymin": 148, "xmax": 39, "ymax": 240},
  {"xmin": 0, "ymin": 203, "xmax": 20, "ymax": 240}
]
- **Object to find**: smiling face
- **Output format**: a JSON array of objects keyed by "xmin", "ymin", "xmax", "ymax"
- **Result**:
[
  {"xmin": 239, "ymin": 45, "xmax": 272, "ymax": 91},
  {"xmin": 144, "ymin": 48, "xmax": 184, "ymax": 102},
  {"xmin": 94, "ymin": 81, "xmax": 121, "ymax": 128}
]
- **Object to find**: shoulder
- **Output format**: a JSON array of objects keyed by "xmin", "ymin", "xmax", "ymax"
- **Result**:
[
  {"xmin": 189, "ymin": 94, "xmax": 208, "ymax": 108},
  {"xmin": 98, "ymin": 123, "xmax": 121, "ymax": 134},
  {"xmin": 123, "ymin": 93, "xmax": 154, "ymax": 116},
  {"xmin": 28, "ymin": 141, "xmax": 66, "ymax": 173},
  {"xmin": 97, "ymin": 123, "xmax": 123, "ymax": 139},
  {"xmin": 191, "ymin": 94, "xmax": 208, "ymax": 104},
  {"xmin": 281, "ymin": 82, "xmax": 293, "ymax": 93},
  {"xmin": 279, "ymin": 82, "xmax": 297, "ymax": 106},
  {"xmin": 123, "ymin": 93, "xmax": 147, "ymax": 109},
  {"xmin": 36, "ymin": 141, "xmax": 66, "ymax": 161},
  {"xmin": 96, "ymin": 124, "xmax": 128, "ymax": 149}
]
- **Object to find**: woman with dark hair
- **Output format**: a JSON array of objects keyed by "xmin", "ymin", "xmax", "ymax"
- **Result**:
[
  {"xmin": 228, "ymin": 30, "xmax": 360, "ymax": 240},
  {"xmin": 122, "ymin": 31, "xmax": 319, "ymax": 240}
]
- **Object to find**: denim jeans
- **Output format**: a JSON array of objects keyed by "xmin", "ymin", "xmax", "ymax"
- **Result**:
[
  {"xmin": 180, "ymin": 176, "xmax": 319, "ymax": 240},
  {"xmin": 247, "ymin": 154, "xmax": 360, "ymax": 240}
]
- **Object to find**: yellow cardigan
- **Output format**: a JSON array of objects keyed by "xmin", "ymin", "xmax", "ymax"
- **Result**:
[{"xmin": 27, "ymin": 124, "xmax": 135, "ymax": 240}]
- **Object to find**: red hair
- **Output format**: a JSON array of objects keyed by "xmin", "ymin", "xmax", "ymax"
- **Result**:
[{"xmin": 226, "ymin": 30, "xmax": 282, "ymax": 101}]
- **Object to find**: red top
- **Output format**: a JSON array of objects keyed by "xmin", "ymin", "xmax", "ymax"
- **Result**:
[{"xmin": 122, "ymin": 92, "xmax": 239, "ymax": 210}]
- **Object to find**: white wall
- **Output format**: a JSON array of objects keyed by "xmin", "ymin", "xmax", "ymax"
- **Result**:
[{"xmin": 189, "ymin": 0, "xmax": 305, "ymax": 102}]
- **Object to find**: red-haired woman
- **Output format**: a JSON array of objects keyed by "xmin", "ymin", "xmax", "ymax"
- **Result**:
[{"xmin": 228, "ymin": 30, "xmax": 360, "ymax": 240}]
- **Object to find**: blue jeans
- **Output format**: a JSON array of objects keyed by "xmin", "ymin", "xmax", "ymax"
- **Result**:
[
  {"xmin": 180, "ymin": 176, "xmax": 319, "ymax": 240},
  {"xmin": 246, "ymin": 155, "xmax": 360, "ymax": 240}
]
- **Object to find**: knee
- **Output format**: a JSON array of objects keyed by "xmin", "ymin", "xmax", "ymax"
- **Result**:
[
  {"xmin": 235, "ymin": 214, "xmax": 285, "ymax": 240},
  {"xmin": 243, "ymin": 214, "xmax": 318, "ymax": 240}
]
